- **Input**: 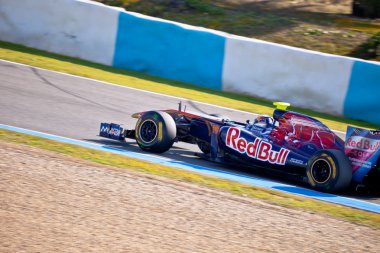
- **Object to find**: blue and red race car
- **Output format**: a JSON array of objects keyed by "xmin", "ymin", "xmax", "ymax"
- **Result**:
[{"xmin": 99, "ymin": 102, "xmax": 380, "ymax": 193}]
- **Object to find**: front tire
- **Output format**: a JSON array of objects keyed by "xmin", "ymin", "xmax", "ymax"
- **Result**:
[
  {"xmin": 306, "ymin": 149, "xmax": 352, "ymax": 193},
  {"xmin": 135, "ymin": 111, "xmax": 176, "ymax": 153}
]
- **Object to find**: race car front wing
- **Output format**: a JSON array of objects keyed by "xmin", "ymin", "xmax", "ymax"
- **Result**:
[{"xmin": 99, "ymin": 122, "xmax": 135, "ymax": 141}]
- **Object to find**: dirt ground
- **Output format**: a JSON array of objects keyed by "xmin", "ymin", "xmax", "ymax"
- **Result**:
[{"xmin": 1, "ymin": 141, "xmax": 379, "ymax": 253}]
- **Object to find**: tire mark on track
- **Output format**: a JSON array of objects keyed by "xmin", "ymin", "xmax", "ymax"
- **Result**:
[{"xmin": 30, "ymin": 67, "xmax": 126, "ymax": 114}]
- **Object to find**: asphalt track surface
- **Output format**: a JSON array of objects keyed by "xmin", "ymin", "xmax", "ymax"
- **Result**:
[{"xmin": 1, "ymin": 60, "xmax": 379, "ymax": 205}]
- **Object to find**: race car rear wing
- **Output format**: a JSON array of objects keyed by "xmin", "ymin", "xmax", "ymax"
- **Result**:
[{"xmin": 345, "ymin": 126, "xmax": 380, "ymax": 183}]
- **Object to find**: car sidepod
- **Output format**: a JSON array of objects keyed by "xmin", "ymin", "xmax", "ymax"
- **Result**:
[{"xmin": 217, "ymin": 126, "xmax": 309, "ymax": 171}]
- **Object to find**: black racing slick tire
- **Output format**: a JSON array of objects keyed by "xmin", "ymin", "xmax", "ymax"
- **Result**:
[
  {"xmin": 135, "ymin": 111, "xmax": 176, "ymax": 153},
  {"xmin": 306, "ymin": 149, "xmax": 352, "ymax": 193}
]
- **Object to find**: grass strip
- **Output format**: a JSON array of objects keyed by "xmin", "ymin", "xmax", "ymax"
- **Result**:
[
  {"xmin": 0, "ymin": 41, "xmax": 377, "ymax": 132},
  {"xmin": 1, "ymin": 128, "xmax": 379, "ymax": 228}
]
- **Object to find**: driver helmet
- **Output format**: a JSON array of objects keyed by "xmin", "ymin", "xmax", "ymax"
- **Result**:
[{"xmin": 253, "ymin": 115, "xmax": 274, "ymax": 128}]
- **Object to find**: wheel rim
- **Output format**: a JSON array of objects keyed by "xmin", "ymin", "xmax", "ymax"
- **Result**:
[
  {"xmin": 310, "ymin": 158, "xmax": 332, "ymax": 184},
  {"xmin": 139, "ymin": 120, "xmax": 157, "ymax": 144}
]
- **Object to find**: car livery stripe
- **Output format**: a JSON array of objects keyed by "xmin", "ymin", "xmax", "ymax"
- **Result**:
[{"xmin": 1, "ymin": 123, "xmax": 380, "ymax": 214}]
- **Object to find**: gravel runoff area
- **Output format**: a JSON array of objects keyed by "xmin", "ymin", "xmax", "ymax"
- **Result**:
[{"xmin": 1, "ymin": 141, "xmax": 379, "ymax": 253}]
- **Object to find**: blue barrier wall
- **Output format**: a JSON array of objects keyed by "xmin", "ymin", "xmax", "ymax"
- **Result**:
[
  {"xmin": 113, "ymin": 12, "xmax": 226, "ymax": 90},
  {"xmin": 112, "ymin": 11, "xmax": 380, "ymax": 126},
  {"xmin": 344, "ymin": 61, "xmax": 380, "ymax": 125}
]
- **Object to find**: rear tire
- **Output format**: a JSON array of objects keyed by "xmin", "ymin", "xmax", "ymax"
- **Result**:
[
  {"xmin": 135, "ymin": 111, "xmax": 176, "ymax": 153},
  {"xmin": 306, "ymin": 149, "xmax": 352, "ymax": 193}
]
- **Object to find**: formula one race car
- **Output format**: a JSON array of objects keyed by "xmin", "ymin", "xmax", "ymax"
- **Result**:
[{"xmin": 99, "ymin": 102, "xmax": 380, "ymax": 193}]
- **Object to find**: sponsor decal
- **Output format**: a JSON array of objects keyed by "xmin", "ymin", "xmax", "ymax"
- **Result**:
[
  {"xmin": 100, "ymin": 124, "xmax": 121, "ymax": 137},
  {"xmin": 348, "ymin": 157, "xmax": 372, "ymax": 169},
  {"xmin": 345, "ymin": 126, "xmax": 380, "ymax": 182},
  {"xmin": 109, "ymin": 127, "xmax": 121, "ymax": 137},
  {"xmin": 226, "ymin": 127, "xmax": 290, "ymax": 165},
  {"xmin": 100, "ymin": 125, "xmax": 109, "ymax": 133},
  {"xmin": 345, "ymin": 136, "xmax": 380, "ymax": 152},
  {"xmin": 289, "ymin": 158, "xmax": 305, "ymax": 166}
]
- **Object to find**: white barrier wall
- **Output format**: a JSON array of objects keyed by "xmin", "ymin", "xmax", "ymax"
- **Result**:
[
  {"xmin": 1, "ymin": 0, "xmax": 379, "ymax": 124},
  {"xmin": 0, "ymin": 0, "xmax": 120, "ymax": 65},
  {"xmin": 222, "ymin": 35, "xmax": 354, "ymax": 115}
]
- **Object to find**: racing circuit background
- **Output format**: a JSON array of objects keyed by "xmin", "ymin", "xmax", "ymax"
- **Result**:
[
  {"xmin": 1, "ymin": 0, "xmax": 380, "ymax": 125},
  {"xmin": 1, "ymin": 59, "xmax": 380, "ymax": 211},
  {"xmin": 1, "ymin": 0, "xmax": 380, "ymax": 252},
  {"xmin": 0, "ymin": 0, "xmax": 380, "ymax": 209}
]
